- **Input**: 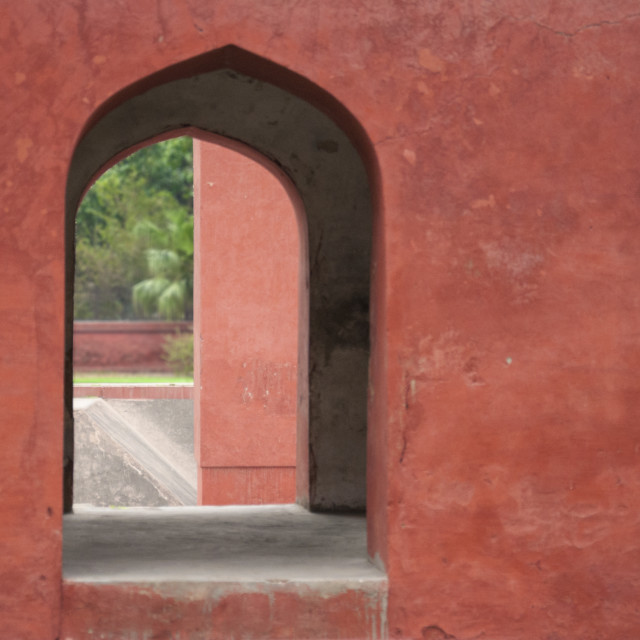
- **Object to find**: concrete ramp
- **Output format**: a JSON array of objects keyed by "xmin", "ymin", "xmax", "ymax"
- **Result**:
[
  {"xmin": 74, "ymin": 398, "xmax": 196, "ymax": 507},
  {"xmin": 105, "ymin": 399, "xmax": 196, "ymax": 489}
]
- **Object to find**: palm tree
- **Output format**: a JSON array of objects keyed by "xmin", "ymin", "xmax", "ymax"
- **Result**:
[{"xmin": 132, "ymin": 208, "xmax": 193, "ymax": 320}]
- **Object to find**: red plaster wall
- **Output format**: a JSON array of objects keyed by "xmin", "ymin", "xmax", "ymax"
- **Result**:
[
  {"xmin": 61, "ymin": 581, "xmax": 387, "ymax": 639},
  {"xmin": 73, "ymin": 321, "xmax": 192, "ymax": 372},
  {"xmin": 2, "ymin": 2, "xmax": 640, "ymax": 639},
  {"xmin": 194, "ymin": 140, "xmax": 298, "ymax": 504}
]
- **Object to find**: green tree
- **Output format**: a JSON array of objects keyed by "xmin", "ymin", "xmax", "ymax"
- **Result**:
[
  {"xmin": 74, "ymin": 137, "xmax": 193, "ymax": 320},
  {"xmin": 132, "ymin": 207, "xmax": 194, "ymax": 320}
]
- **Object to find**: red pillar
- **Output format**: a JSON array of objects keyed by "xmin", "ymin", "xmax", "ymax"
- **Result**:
[{"xmin": 193, "ymin": 140, "xmax": 298, "ymax": 505}]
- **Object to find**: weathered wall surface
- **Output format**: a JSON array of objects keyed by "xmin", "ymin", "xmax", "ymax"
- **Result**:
[
  {"xmin": 194, "ymin": 140, "xmax": 298, "ymax": 505},
  {"xmin": 62, "ymin": 580, "xmax": 388, "ymax": 639},
  {"xmin": 2, "ymin": 1, "xmax": 640, "ymax": 639}
]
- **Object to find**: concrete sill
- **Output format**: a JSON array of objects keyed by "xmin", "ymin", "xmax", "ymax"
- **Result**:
[{"xmin": 63, "ymin": 504, "xmax": 386, "ymax": 586}]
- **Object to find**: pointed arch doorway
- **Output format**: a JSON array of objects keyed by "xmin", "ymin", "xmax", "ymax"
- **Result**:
[
  {"xmin": 62, "ymin": 47, "xmax": 386, "ymax": 637},
  {"xmin": 65, "ymin": 45, "xmax": 375, "ymax": 514}
]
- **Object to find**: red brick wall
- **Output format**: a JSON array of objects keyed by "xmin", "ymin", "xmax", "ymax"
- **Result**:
[{"xmin": 73, "ymin": 321, "xmax": 192, "ymax": 372}]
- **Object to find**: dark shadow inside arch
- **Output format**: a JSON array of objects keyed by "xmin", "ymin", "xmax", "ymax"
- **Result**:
[{"xmin": 64, "ymin": 45, "xmax": 375, "ymax": 515}]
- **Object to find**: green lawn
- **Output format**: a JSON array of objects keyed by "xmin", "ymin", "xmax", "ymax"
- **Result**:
[{"xmin": 73, "ymin": 372, "xmax": 193, "ymax": 384}]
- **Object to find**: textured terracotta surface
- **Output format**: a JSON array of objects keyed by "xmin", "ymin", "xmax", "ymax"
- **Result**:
[
  {"xmin": 61, "ymin": 580, "xmax": 387, "ymax": 639},
  {"xmin": 198, "ymin": 467, "xmax": 296, "ymax": 505},
  {"xmin": 2, "ymin": 1, "xmax": 640, "ymax": 638},
  {"xmin": 194, "ymin": 140, "xmax": 298, "ymax": 503}
]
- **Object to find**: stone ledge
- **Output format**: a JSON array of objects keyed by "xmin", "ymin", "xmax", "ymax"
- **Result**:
[
  {"xmin": 62, "ymin": 506, "xmax": 387, "ymax": 638},
  {"xmin": 63, "ymin": 504, "xmax": 384, "ymax": 584}
]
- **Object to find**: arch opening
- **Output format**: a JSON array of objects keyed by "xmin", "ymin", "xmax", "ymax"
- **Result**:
[
  {"xmin": 72, "ymin": 136, "xmax": 198, "ymax": 508},
  {"xmin": 65, "ymin": 45, "xmax": 375, "ymax": 515},
  {"xmin": 72, "ymin": 134, "xmax": 302, "ymax": 508}
]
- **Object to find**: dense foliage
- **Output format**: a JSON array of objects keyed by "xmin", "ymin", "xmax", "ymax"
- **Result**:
[
  {"xmin": 162, "ymin": 332, "xmax": 195, "ymax": 377},
  {"xmin": 74, "ymin": 137, "xmax": 193, "ymax": 320}
]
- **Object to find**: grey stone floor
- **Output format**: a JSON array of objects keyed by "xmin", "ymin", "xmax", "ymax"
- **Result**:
[{"xmin": 64, "ymin": 504, "xmax": 386, "ymax": 585}]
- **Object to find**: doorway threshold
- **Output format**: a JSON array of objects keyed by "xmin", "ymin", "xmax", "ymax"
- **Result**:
[
  {"xmin": 63, "ymin": 503, "xmax": 384, "ymax": 585},
  {"xmin": 62, "ymin": 505, "xmax": 387, "ymax": 638}
]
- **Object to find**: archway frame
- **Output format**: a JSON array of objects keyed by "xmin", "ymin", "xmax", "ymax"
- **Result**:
[{"xmin": 64, "ymin": 45, "xmax": 380, "ymax": 519}]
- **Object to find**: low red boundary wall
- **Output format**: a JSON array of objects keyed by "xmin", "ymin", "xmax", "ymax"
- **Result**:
[
  {"xmin": 74, "ymin": 321, "xmax": 192, "ymax": 372},
  {"xmin": 73, "ymin": 384, "xmax": 194, "ymax": 400}
]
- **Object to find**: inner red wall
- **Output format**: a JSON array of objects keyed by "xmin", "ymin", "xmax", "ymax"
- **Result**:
[{"xmin": 193, "ymin": 140, "xmax": 298, "ymax": 505}]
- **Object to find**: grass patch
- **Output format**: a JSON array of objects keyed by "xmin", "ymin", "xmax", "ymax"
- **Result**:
[{"xmin": 74, "ymin": 372, "xmax": 193, "ymax": 384}]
